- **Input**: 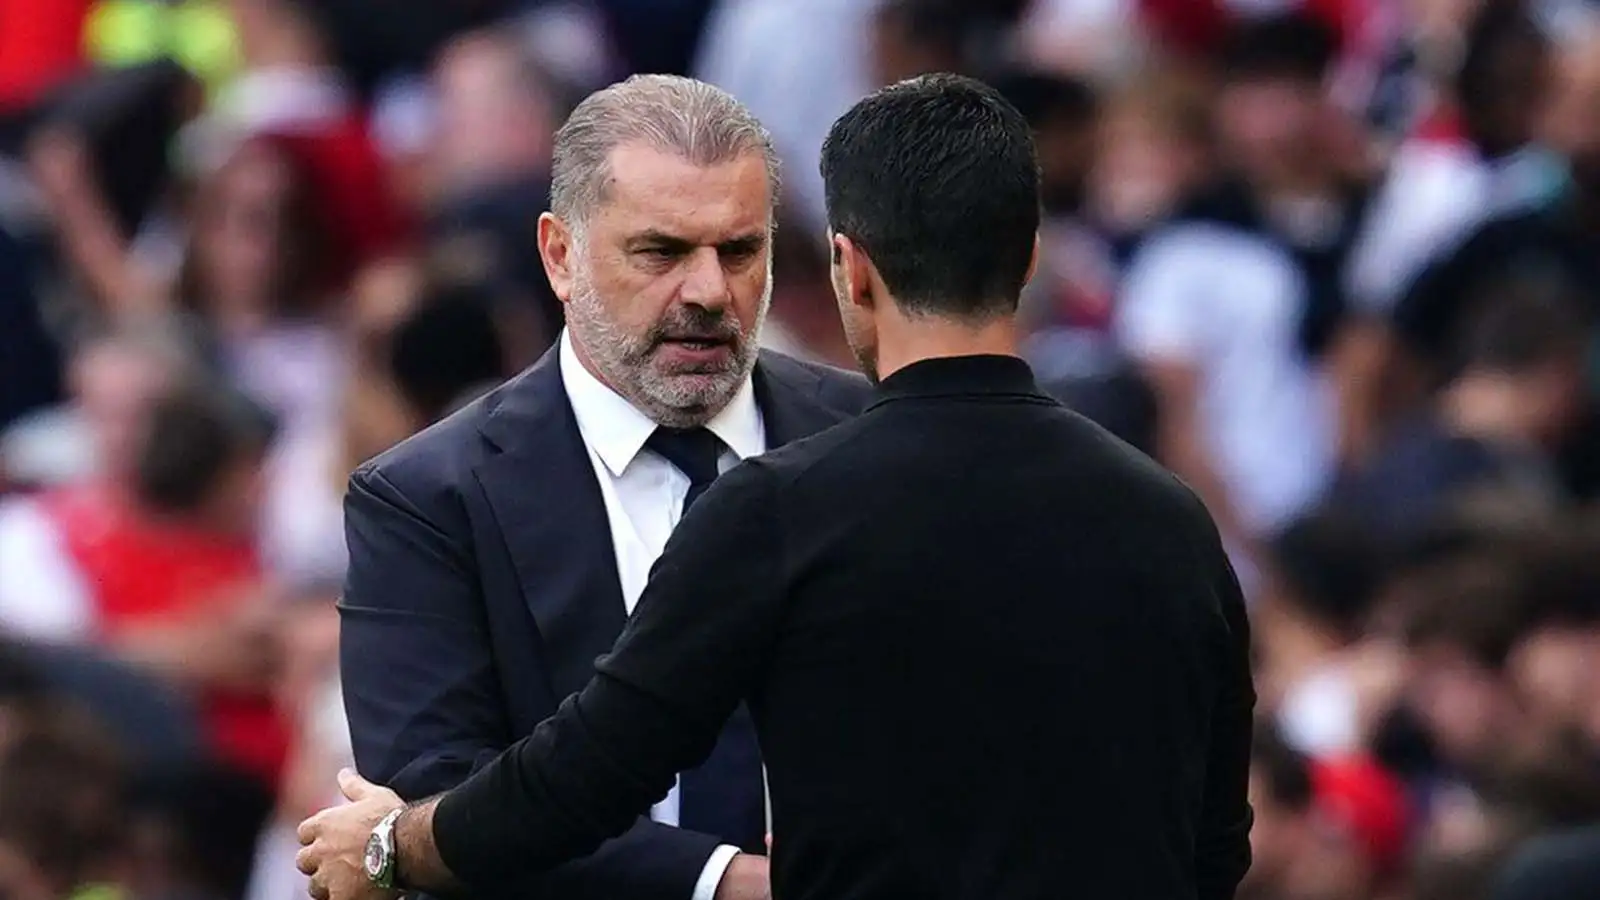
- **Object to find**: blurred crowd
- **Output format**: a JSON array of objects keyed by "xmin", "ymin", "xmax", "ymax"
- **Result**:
[{"xmin": 1, "ymin": 1, "xmax": 1600, "ymax": 899}]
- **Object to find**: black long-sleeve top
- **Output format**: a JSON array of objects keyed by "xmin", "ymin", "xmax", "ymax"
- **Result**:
[{"xmin": 433, "ymin": 354, "xmax": 1255, "ymax": 900}]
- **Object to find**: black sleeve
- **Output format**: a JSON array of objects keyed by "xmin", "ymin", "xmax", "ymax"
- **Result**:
[
  {"xmin": 431, "ymin": 461, "xmax": 787, "ymax": 888},
  {"xmin": 341, "ymin": 465, "xmax": 731, "ymax": 899},
  {"xmin": 1195, "ymin": 556, "xmax": 1256, "ymax": 900}
]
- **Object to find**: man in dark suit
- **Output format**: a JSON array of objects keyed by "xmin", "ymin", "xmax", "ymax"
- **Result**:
[
  {"xmin": 304, "ymin": 73, "xmax": 1253, "ymax": 900},
  {"xmin": 336, "ymin": 74, "xmax": 867, "ymax": 900}
]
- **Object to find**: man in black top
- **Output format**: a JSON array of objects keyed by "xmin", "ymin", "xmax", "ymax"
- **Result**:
[{"xmin": 298, "ymin": 73, "xmax": 1255, "ymax": 900}]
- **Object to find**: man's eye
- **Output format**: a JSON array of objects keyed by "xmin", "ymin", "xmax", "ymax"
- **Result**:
[{"xmin": 640, "ymin": 247, "xmax": 678, "ymax": 260}]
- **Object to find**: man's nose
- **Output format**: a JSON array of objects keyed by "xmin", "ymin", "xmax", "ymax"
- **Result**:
[{"xmin": 679, "ymin": 247, "xmax": 731, "ymax": 309}]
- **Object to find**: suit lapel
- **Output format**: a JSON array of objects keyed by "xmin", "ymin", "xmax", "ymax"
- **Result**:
[
  {"xmin": 474, "ymin": 349, "xmax": 628, "ymax": 704},
  {"xmin": 473, "ymin": 350, "xmax": 844, "ymax": 705},
  {"xmin": 752, "ymin": 352, "xmax": 838, "ymax": 447}
]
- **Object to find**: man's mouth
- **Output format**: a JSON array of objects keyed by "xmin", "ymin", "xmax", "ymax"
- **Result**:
[{"xmin": 655, "ymin": 335, "xmax": 737, "ymax": 369}]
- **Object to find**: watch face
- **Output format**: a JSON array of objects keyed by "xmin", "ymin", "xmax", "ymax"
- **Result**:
[{"xmin": 364, "ymin": 832, "xmax": 385, "ymax": 879}]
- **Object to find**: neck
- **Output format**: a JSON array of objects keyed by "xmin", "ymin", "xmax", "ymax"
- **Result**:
[{"xmin": 873, "ymin": 312, "xmax": 1021, "ymax": 382}]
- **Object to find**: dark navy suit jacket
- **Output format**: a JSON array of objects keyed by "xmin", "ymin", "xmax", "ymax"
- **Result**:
[{"xmin": 340, "ymin": 347, "xmax": 869, "ymax": 899}]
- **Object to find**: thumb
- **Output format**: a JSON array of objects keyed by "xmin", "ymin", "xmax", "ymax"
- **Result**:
[{"xmin": 337, "ymin": 768, "xmax": 372, "ymax": 801}]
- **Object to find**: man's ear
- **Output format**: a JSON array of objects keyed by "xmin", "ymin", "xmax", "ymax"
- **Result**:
[
  {"xmin": 537, "ymin": 213, "xmax": 576, "ymax": 303},
  {"xmin": 832, "ymin": 233, "xmax": 877, "ymax": 312}
]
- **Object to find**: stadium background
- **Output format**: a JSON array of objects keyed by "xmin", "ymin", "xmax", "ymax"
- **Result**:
[{"xmin": 2, "ymin": 1, "xmax": 1600, "ymax": 899}]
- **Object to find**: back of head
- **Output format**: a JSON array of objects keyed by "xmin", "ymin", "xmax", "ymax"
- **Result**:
[
  {"xmin": 134, "ymin": 384, "xmax": 277, "ymax": 517},
  {"xmin": 820, "ymin": 73, "xmax": 1041, "ymax": 319},
  {"xmin": 1268, "ymin": 510, "xmax": 1383, "ymax": 641},
  {"xmin": 388, "ymin": 285, "xmax": 508, "ymax": 425},
  {"xmin": 1220, "ymin": 10, "xmax": 1339, "ymax": 85},
  {"xmin": 0, "ymin": 706, "xmax": 124, "ymax": 895},
  {"xmin": 1454, "ymin": 276, "xmax": 1588, "ymax": 376},
  {"xmin": 1455, "ymin": 0, "xmax": 1551, "ymax": 153}
]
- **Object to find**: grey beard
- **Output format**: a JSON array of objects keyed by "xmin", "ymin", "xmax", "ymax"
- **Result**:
[{"xmin": 565, "ymin": 275, "xmax": 770, "ymax": 426}]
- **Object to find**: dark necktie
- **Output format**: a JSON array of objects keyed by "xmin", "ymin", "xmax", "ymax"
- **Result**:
[
  {"xmin": 646, "ymin": 426, "xmax": 726, "ymax": 513},
  {"xmin": 645, "ymin": 426, "xmax": 767, "ymax": 852}
]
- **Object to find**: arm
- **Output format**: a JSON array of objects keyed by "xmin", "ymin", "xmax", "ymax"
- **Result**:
[
  {"xmin": 25, "ymin": 127, "xmax": 161, "ymax": 316},
  {"xmin": 1326, "ymin": 316, "xmax": 1397, "ymax": 469},
  {"xmin": 1116, "ymin": 235, "xmax": 1254, "ymax": 556},
  {"xmin": 341, "ymin": 465, "xmax": 754, "ymax": 899},
  {"xmin": 389, "ymin": 463, "xmax": 787, "ymax": 893},
  {"xmin": 1141, "ymin": 361, "xmax": 1254, "ymax": 559},
  {"xmin": 340, "ymin": 466, "xmax": 512, "ymax": 799},
  {"xmin": 1195, "ymin": 556, "xmax": 1256, "ymax": 900}
]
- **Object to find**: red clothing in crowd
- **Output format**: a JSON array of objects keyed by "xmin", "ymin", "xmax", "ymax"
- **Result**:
[
  {"xmin": 40, "ymin": 484, "xmax": 292, "ymax": 787},
  {"xmin": 1137, "ymin": 0, "xmax": 1229, "ymax": 59},
  {"xmin": 0, "ymin": 0, "xmax": 92, "ymax": 111},
  {"xmin": 252, "ymin": 114, "xmax": 416, "ymax": 293}
]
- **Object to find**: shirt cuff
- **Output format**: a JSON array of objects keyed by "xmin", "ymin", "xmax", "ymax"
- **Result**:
[{"xmin": 690, "ymin": 844, "xmax": 742, "ymax": 900}]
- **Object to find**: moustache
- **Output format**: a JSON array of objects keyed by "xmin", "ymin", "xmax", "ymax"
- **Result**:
[{"xmin": 648, "ymin": 309, "xmax": 742, "ymax": 346}]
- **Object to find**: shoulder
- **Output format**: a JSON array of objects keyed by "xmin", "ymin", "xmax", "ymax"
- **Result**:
[
  {"xmin": 1066, "ymin": 414, "xmax": 1229, "ymax": 554},
  {"xmin": 757, "ymin": 350, "xmax": 874, "ymax": 415},
  {"xmin": 349, "ymin": 378, "xmax": 504, "ymax": 507}
]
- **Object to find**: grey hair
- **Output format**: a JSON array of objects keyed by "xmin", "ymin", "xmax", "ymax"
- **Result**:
[{"xmin": 549, "ymin": 74, "xmax": 781, "ymax": 232}]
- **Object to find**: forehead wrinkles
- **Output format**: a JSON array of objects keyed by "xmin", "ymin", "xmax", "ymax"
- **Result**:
[{"xmin": 588, "ymin": 149, "xmax": 774, "ymax": 242}]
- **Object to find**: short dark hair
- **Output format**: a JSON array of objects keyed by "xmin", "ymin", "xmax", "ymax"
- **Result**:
[
  {"xmin": 389, "ymin": 285, "xmax": 508, "ymax": 424},
  {"xmin": 1220, "ymin": 11, "xmax": 1338, "ymax": 84},
  {"xmin": 1393, "ymin": 554, "xmax": 1537, "ymax": 670},
  {"xmin": 820, "ymin": 73, "xmax": 1040, "ymax": 319},
  {"xmin": 1456, "ymin": 276, "xmax": 1587, "ymax": 375},
  {"xmin": 993, "ymin": 70, "xmax": 1099, "ymax": 131},
  {"xmin": 1455, "ymin": 0, "xmax": 1548, "ymax": 105},
  {"xmin": 1269, "ymin": 510, "xmax": 1383, "ymax": 640},
  {"xmin": 134, "ymin": 384, "xmax": 277, "ymax": 515}
]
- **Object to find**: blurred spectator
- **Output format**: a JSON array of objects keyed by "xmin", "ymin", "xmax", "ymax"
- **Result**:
[
  {"xmin": 1117, "ymin": 11, "xmax": 1360, "ymax": 572},
  {"xmin": 0, "ymin": 325, "xmax": 194, "ymax": 626},
  {"xmin": 0, "ymin": 0, "xmax": 94, "ymax": 115},
  {"xmin": 1336, "ymin": 0, "xmax": 1563, "ymax": 463},
  {"xmin": 1490, "ymin": 824, "xmax": 1600, "ymax": 900},
  {"xmin": 9, "ymin": 4, "xmax": 1600, "ymax": 900},
  {"xmin": 124, "ymin": 760, "xmax": 275, "ymax": 900},
  {"xmin": 1243, "ymin": 721, "xmax": 1317, "ymax": 900},
  {"xmin": 1256, "ymin": 512, "xmax": 1388, "ymax": 753},
  {"xmin": 0, "ymin": 705, "xmax": 126, "ymax": 900},
  {"xmin": 424, "ymin": 28, "xmax": 563, "ymax": 363},
  {"xmin": 1245, "ymin": 720, "xmax": 1415, "ymax": 900},
  {"xmin": 385, "ymin": 284, "xmax": 512, "ymax": 428},
  {"xmin": 1329, "ymin": 279, "xmax": 1587, "ymax": 541},
  {"xmin": 1, "ymin": 380, "xmax": 290, "ymax": 790},
  {"xmin": 697, "ymin": 0, "xmax": 969, "ymax": 234},
  {"xmin": 0, "ymin": 224, "xmax": 64, "ymax": 435}
]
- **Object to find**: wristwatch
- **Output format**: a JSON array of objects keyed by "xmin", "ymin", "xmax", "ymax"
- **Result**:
[{"xmin": 365, "ymin": 808, "xmax": 405, "ymax": 890}]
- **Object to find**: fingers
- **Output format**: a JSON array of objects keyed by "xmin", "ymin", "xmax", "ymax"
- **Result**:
[
  {"xmin": 307, "ymin": 872, "xmax": 330, "ymax": 900},
  {"xmin": 295, "ymin": 845, "xmax": 319, "ymax": 877},
  {"xmin": 337, "ymin": 768, "xmax": 370, "ymax": 801},
  {"xmin": 297, "ymin": 813, "xmax": 323, "ymax": 845}
]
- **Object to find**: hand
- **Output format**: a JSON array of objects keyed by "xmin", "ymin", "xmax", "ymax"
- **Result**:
[
  {"xmin": 296, "ymin": 769, "xmax": 404, "ymax": 900},
  {"xmin": 25, "ymin": 126, "xmax": 93, "ymax": 204},
  {"xmin": 713, "ymin": 853, "xmax": 770, "ymax": 900}
]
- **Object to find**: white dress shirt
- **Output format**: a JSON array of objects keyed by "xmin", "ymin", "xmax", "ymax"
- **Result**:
[{"xmin": 558, "ymin": 332, "xmax": 766, "ymax": 899}]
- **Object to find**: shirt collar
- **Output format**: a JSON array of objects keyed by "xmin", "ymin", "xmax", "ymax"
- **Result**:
[
  {"xmin": 869, "ymin": 354, "xmax": 1044, "ymax": 409},
  {"xmin": 559, "ymin": 330, "xmax": 764, "ymax": 478}
]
